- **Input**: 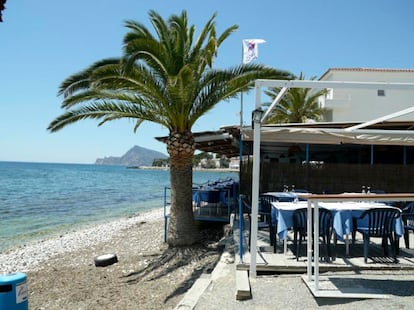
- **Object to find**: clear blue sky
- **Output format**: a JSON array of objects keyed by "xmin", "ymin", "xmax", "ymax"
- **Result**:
[{"xmin": 1, "ymin": 0, "xmax": 413, "ymax": 163}]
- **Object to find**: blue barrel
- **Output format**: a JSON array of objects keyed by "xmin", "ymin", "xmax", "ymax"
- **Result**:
[{"xmin": 0, "ymin": 273, "xmax": 28, "ymax": 310}]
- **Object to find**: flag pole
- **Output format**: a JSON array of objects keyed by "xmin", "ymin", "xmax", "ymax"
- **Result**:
[
  {"xmin": 238, "ymin": 41, "xmax": 244, "ymax": 263},
  {"xmin": 240, "ymin": 41, "xmax": 244, "ymax": 129},
  {"xmin": 241, "ymin": 38, "xmax": 265, "ymax": 278}
]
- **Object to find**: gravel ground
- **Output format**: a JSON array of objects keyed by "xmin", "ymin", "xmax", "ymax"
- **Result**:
[{"xmin": 0, "ymin": 209, "xmax": 225, "ymax": 310}]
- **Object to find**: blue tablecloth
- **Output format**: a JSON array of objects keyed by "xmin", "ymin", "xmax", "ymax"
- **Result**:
[
  {"xmin": 192, "ymin": 189, "xmax": 221, "ymax": 207},
  {"xmin": 193, "ymin": 180, "xmax": 238, "ymax": 208},
  {"xmin": 271, "ymin": 201, "xmax": 404, "ymax": 241}
]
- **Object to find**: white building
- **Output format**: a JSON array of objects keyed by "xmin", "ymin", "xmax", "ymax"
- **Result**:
[
  {"xmin": 319, "ymin": 68, "xmax": 414, "ymax": 122},
  {"xmin": 228, "ymin": 158, "xmax": 240, "ymax": 170}
]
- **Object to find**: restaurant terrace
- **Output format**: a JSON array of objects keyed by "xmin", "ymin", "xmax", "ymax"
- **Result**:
[{"xmin": 174, "ymin": 79, "xmax": 414, "ymax": 300}]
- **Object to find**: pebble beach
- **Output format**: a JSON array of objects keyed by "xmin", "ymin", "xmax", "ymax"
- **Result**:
[
  {"xmin": 0, "ymin": 162, "xmax": 237, "ymax": 309},
  {"xmin": 1, "ymin": 208, "xmax": 224, "ymax": 309},
  {"xmin": 0, "ymin": 208, "xmax": 166, "ymax": 274}
]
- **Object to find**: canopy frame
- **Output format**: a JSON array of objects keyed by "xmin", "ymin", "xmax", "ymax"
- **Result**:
[{"xmin": 250, "ymin": 79, "xmax": 414, "ymax": 278}]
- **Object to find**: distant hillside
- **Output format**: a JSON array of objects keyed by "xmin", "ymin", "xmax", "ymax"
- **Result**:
[{"xmin": 95, "ymin": 145, "xmax": 168, "ymax": 167}]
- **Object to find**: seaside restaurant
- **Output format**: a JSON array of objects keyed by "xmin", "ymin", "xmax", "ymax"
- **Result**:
[{"xmin": 191, "ymin": 79, "xmax": 414, "ymax": 298}]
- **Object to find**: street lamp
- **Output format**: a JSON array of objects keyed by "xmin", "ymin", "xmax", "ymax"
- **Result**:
[
  {"xmin": 251, "ymin": 108, "xmax": 264, "ymax": 128},
  {"xmin": 249, "ymin": 106, "xmax": 264, "ymax": 278}
]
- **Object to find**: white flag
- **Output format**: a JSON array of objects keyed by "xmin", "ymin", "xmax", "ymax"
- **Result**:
[{"xmin": 242, "ymin": 39, "xmax": 266, "ymax": 64}]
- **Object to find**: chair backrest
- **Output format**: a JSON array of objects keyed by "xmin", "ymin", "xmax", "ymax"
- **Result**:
[
  {"xmin": 293, "ymin": 208, "xmax": 333, "ymax": 236},
  {"xmin": 259, "ymin": 194, "xmax": 279, "ymax": 214},
  {"xmin": 360, "ymin": 207, "xmax": 401, "ymax": 237},
  {"xmin": 319, "ymin": 208, "xmax": 333, "ymax": 237},
  {"xmin": 403, "ymin": 202, "xmax": 414, "ymax": 228},
  {"xmin": 293, "ymin": 208, "xmax": 308, "ymax": 233}
]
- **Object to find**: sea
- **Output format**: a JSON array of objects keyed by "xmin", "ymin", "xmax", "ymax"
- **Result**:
[{"xmin": 0, "ymin": 161, "xmax": 238, "ymax": 252}]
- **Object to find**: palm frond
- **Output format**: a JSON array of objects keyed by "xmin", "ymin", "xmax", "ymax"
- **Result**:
[
  {"xmin": 58, "ymin": 58, "xmax": 121, "ymax": 98},
  {"xmin": 264, "ymin": 73, "xmax": 327, "ymax": 123},
  {"xmin": 50, "ymin": 10, "xmax": 294, "ymax": 136}
]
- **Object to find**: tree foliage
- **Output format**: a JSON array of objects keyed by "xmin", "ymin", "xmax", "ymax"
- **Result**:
[
  {"xmin": 48, "ymin": 10, "xmax": 293, "ymax": 246},
  {"xmin": 264, "ymin": 73, "xmax": 327, "ymax": 123}
]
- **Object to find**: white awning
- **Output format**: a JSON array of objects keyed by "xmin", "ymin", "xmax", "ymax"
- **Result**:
[{"xmin": 242, "ymin": 126, "xmax": 414, "ymax": 146}]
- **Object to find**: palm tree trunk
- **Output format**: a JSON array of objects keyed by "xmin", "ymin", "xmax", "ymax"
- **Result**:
[{"xmin": 166, "ymin": 131, "xmax": 199, "ymax": 246}]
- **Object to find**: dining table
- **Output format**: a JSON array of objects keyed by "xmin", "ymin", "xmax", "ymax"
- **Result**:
[
  {"xmin": 270, "ymin": 198, "xmax": 404, "ymax": 255},
  {"xmin": 299, "ymin": 193, "xmax": 414, "ymax": 298}
]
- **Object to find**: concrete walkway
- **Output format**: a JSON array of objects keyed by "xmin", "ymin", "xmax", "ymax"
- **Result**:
[
  {"xmin": 195, "ymin": 264, "xmax": 414, "ymax": 309},
  {"xmin": 176, "ymin": 236, "xmax": 414, "ymax": 309}
]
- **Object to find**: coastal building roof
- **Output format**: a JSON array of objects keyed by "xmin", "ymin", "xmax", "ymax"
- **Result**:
[{"xmin": 319, "ymin": 67, "xmax": 414, "ymax": 80}]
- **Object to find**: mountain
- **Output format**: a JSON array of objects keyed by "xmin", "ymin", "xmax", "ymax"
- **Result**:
[{"xmin": 95, "ymin": 145, "xmax": 168, "ymax": 167}]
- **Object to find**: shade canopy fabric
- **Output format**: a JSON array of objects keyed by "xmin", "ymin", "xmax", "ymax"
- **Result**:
[{"xmin": 242, "ymin": 125, "xmax": 414, "ymax": 146}]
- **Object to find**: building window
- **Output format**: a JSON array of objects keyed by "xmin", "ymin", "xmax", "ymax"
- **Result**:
[
  {"xmin": 377, "ymin": 89, "xmax": 385, "ymax": 96},
  {"xmin": 326, "ymin": 88, "xmax": 333, "ymax": 100},
  {"xmin": 322, "ymin": 109, "xmax": 333, "ymax": 122}
]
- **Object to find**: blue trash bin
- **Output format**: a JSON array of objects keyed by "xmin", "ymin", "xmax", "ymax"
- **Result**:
[{"xmin": 0, "ymin": 273, "xmax": 28, "ymax": 310}]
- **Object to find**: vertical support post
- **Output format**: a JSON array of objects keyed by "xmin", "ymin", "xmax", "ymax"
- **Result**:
[
  {"xmin": 239, "ymin": 92, "xmax": 244, "ymax": 201},
  {"xmin": 164, "ymin": 187, "xmax": 169, "ymax": 242},
  {"xmin": 314, "ymin": 201, "xmax": 320, "ymax": 292},
  {"xmin": 306, "ymin": 144, "xmax": 310, "ymax": 163},
  {"xmin": 238, "ymin": 42, "xmax": 245, "ymax": 265},
  {"xmin": 249, "ymin": 83, "xmax": 262, "ymax": 279},
  {"xmin": 307, "ymin": 200, "xmax": 312, "ymax": 281},
  {"xmin": 239, "ymin": 194, "xmax": 244, "ymax": 263}
]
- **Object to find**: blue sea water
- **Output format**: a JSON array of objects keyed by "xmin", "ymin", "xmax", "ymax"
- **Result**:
[{"xmin": 0, "ymin": 161, "xmax": 238, "ymax": 252}]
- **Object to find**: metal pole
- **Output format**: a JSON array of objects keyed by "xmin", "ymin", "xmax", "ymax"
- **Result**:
[
  {"xmin": 239, "ymin": 92, "xmax": 243, "ymax": 217},
  {"xmin": 307, "ymin": 200, "xmax": 312, "ymax": 281},
  {"xmin": 164, "ymin": 187, "xmax": 168, "ymax": 242},
  {"xmin": 238, "ymin": 42, "xmax": 244, "ymax": 264},
  {"xmin": 314, "ymin": 201, "xmax": 320, "ymax": 292},
  {"xmin": 249, "ymin": 84, "xmax": 262, "ymax": 278},
  {"xmin": 239, "ymin": 194, "xmax": 244, "ymax": 263}
]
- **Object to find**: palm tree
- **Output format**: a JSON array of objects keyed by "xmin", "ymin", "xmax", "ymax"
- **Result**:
[
  {"xmin": 0, "ymin": 0, "xmax": 7, "ymax": 22},
  {"xmin": 264, "ymin": 73, "xmax": 327, "ymax": 123},
  {"xmin": 48, "ymin": 10, "xmax": 293, "ymax": 246}
]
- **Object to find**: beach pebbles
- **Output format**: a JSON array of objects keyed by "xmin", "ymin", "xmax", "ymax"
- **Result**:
[{"xmin": 94, "ymin": 253, "xmax": 118, "ymax": 267}]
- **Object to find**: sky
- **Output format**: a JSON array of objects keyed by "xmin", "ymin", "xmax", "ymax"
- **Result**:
[{"xmin": 1, "ymin": 1, "xmax": 414, "ymax": 164}]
